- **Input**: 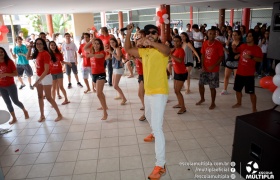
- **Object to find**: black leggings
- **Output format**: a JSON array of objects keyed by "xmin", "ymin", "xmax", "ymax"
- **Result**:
[{"xmin": 0, "ymin": 84, "xmax": 25, "ymax": 112}]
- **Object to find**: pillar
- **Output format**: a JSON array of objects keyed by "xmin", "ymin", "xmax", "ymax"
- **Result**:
[
  {"xmin": 0, "ymin": 15, "xmax": 9, "ymax": 55},
  {"xmin": 118, "ymin": 11, "xmax": 124, "ymax": 30},
  {"xmin": 71, "ymin": 13, "xmax": 94, "ymax": 45},
  {"xmin": 190, "ymin": 6, "xmax": 193, "ymax": 27},
  {"xmin": 100, "ymin": 12, "xmax": 106, "ymax": 27},
  {"xmin": 46, "ymin": 14, "xmax": 54, "ymax": 37},
  {"xmin": 219, "ymin": 9, "xmax": 225, "ymax": 29},
  {"xmin": 242, "ymin": 8, "xmax": 251, "ymax": 31},
  {"xmin": 129, "ymin": 11, "xmax": 132, "ymax": 24},
  {"xmin": 230, "ymin": 9, "xmax": 234, "ymax": 27}
]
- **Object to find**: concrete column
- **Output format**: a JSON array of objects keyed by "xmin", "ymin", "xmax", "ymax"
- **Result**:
[
  {"xmin": 190, "ymin": 6, "xmax": 193, "ymax": 26},
  {"xmin": 46, "ymin": 14, "xmax": 54, "ymax": 37},
  {"xmin": 160, "ymin": 5, "xmax": 166, "ymax": 43},
  {"xmin": 118, "ymin": 11, "xmax": 124, "ymax": 30},
  {"xmin": 0, "ymin": 15, "xmax": 9, "ymax": 55},
  {"xmin": 242, "ymin": 8, "xmax": 251, "ymax": 30},
  {"xmin": 219, "ymin": 9, "xmax": 225, "ymax": 29},
  {"xmin": 100, "ymin": 12, "xmax": 106, "ymax": 27},
  {"xmin": 230, "ymin": 9, "xmax": 234, "ymax": 27},
  {"xmin": 71, "ymin": 13, "xmax": 94, "ymax": 44}
]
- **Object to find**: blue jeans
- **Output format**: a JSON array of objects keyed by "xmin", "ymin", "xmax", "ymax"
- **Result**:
[{"xmin": 105, "ymin": 58, "xmax": 113, "ymax": 85}]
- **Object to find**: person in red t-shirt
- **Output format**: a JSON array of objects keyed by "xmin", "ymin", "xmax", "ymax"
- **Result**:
[
  {"xmin": 232, "ymin": 30, "xmax": 263, "ymax": 112},
  {"xmin": 78, "ymin": 33, "xmax": 95, "ymax": 93},
  {"xmin": 196, "ymin": 28, "xmax": 224, "ymax": 110},
  {"xmin": 84, "ymin": 38, "xmax": 108, "ymax": 120},
  {"xmin": 170, "ymin": 35, "xmax": 187, "ymax": 114},
  {"xmin": 49, "ymin": 41, "xmax": 70, "ymax": 105},
  {"xmin": 0, "ymin": 47, "xmax": 29, "ymax": 124},
  {"xmin": 93, "ymin": 27, "xmax": 115, "ymax": 86},
  {"xmin": 27, "ymin": 38, "xmax": 62, "ymax": 122}
]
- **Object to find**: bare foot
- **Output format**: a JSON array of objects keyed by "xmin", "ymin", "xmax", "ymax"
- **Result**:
[
  {"xmin": 209, "ymin": 104, "xmax": 216, "ymax": 110},
  {"xmin": 9, "ymin": 119, "xmax": 17, "ymax": 125},
  {"xmin": 114, "ymin": 96, "xmax": 122, "ymax": 100},
  {"xmin": 97, "ymin": 106, "xmax": 108, "ymax": 110},
  {"xmin": 196, "ymin": 99, "xmax": 205, "ymax": 105},
  {"xmin": 38, "ymin": 116, "xmax": 46, "ymax": 122},
  {"xmin": 232, "ymin": 103, "xmax": 241, "ymax": 108},
  {"xmin": 101, "ymin": 113, "xmax": 108, "ymax": 120},
  {"xmin": 185, "ymin": 89, "xmax": 191, "ymax": 94},
  {"xmin": 84, "ymin": 89, "xmax": 91, "ymax": 94},
  {"xmin": 93, "ymin": 89, "xmax": 96, "ymax": 93},
  {"xmin": 55, "ymin": 114, "xmax": 63, "ymax": 122},
  {"xmin": 127, "ymin": 75, "xmax": 133, "ymax": 78},
  {"xmin": 24, "ymin": 110, "xmax": 29, "ymax": 119},
  {"xmin": 121, "ymin": 99, "xmax": 127, "ymax": 105}
]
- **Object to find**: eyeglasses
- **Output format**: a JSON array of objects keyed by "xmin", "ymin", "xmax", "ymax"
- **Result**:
[{"xmin": 146, "ymin": 30, "xmax": 158, "ymax": 35}]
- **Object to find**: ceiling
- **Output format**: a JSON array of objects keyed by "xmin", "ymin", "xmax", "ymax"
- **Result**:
[{"xmin": 0, "ymin": 0, "xmax": 277, "ymax": 15}]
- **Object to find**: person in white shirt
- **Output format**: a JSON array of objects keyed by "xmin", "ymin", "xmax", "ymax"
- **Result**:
[
  {"xmin": 61, "ymin": 33, "xmax": 83, "ymax": 89},
  {"xmin": 192, "ymin": 24, "xmax": 204, "ymax": 68}
]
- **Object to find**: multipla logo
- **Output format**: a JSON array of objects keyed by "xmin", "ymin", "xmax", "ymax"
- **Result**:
[{"xmin": 245, "ymin": 161, "xmax": 274, "ymax": 179}]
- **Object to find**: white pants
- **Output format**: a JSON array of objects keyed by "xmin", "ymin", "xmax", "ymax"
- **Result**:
[{"xmin": 144, "ymin": 94, "xmax": 168, "ymax": 167}]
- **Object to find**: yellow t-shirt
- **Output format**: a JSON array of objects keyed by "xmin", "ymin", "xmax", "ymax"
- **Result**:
[{"xmin": 138, "ymin": 48, "xmax": 169, "ymax": 95}]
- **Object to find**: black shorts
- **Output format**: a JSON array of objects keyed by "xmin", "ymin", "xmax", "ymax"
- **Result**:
[
  {"xmin": 17, "ymin": 64, "xmax": 33, "ymax": 77},
  {"xmin": 233, "ymin": 75, "xmax": 255, "ymax": 94},
  {"xmin": 91, "ymin": 73, "xmax": 106, "ymax": 83},
  {"xmin": 138, "ymin": 75, "xmax": 144, "ymax": 83},
  {"xmin": 66, "ymin": 62, "xmax": 78, "ymax": 75},
  {"xmin": 185, "ymin": 62, "xmax": 194, "ymax": 67},
  {"xmin": 174, "ymin": 72, "xmax": 188, "ymax": 82}
]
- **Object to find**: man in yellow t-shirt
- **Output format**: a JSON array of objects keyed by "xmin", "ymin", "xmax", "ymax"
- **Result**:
[{"xmin": 124, "ymin": 24, "xmax": 169, "ymax": 180}]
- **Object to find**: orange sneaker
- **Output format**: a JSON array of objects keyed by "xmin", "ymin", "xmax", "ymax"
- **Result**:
[
  {"xmin": 144, "ymin": 134, "xmax": 155, "ymax": 142},
  {"xmin": 148, "ymin": 166, "xmax": 166, "ymax": 180}
]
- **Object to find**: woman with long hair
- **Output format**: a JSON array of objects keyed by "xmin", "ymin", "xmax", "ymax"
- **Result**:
[
  {"xmin": 27, "ymin": 38, "xmax": 62, "ymax": 122},
  {"xmin": 180, "ymin": 32, "xmax": 200, "ymax": 94},
  {"xmin": 240, "ymin": 25, "xmax": 247, "ymax": 43},
  {"xmin": 48, "ymin": 41, "xmax": 70, "ymax": 104},
  {"xmin": 221, "ymin": 30, "xmax": 242, "ymax": 95},
  {"xmin": 0, "ymin": 47, "xmax": 29, "ymax": 124},
  {"xmin": 84, "ymin": 38, "xmax": 108, "ymax": 120},
  {"xmin": 108, "ymin": 38, "xmax": 127, "ymax": 105}
]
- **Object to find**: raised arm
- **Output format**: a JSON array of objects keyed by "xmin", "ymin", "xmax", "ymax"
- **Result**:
[{"xmin": 124, "ymin": 24, "xmax": 140, "ymax": 58}]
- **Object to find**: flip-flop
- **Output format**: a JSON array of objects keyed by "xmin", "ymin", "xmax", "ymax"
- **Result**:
[
  {"xmin": 61, "ymin": 101, "xmax": 70, "ymax": 105},
  {"xmin": 177, "ymin": 109, "xmax": 186, "ymax": 114},
  {"xmin": 173, "ymin": 105, "xmax": 181, "ymax": 108}
]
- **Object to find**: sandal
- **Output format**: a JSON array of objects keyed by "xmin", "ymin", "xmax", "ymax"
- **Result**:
[
  {"xmin": 173, "ymin": 105, "xmax": 181, "ymax": 108},
  {"xmin": 177, "ymin": 109, "xmax": 186, "ymax": 114}
]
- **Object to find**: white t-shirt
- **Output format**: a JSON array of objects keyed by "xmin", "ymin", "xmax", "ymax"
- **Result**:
[
  {"xmin": 192, "ymin": 31, "xmax": 203, "ymax": 48},
  {"xmin": 259, "ymin": 39, "xmax": 269, "ymax": 53},
  {"xmin": 186, "ymin": 31, "xmax": 193, "ymax": 40},
  {"xmin": 61, "ymin": 41, "xmax": 78, "ymax": 62}
]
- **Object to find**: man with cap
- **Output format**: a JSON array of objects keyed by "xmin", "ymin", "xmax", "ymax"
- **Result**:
[{"xmin": 124, "ymin": 23, "xmax": 170, "ymax": 180}]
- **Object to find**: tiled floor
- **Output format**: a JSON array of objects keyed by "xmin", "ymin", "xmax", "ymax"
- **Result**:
[{"xmin": 0, "ymin": 68, "xmax": 278, "ymax": 180}]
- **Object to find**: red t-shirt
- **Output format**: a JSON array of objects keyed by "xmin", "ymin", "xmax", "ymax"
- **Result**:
[
  {"xmin": 236, "ymin": 44, "xmax": 263, "ymax": 76},
  {"xmin": 121, "ymin": 48, "xmax": 127, "ymax": 59},
  {"xmin": 36, "ymin": 51, "xmax": 51, "ymax": 76},
  {"xmin": 0, "ymin": 60, "xmax": 16, "ymax": 87},
  {"xmin": 135, "ymin": 58, "xmax": 143, "ymax": 75},
  {"xmin": 90, "ymin": 51, "xmax": 106, "ymax": 74},
  {"xmin": 97, "ymin": 34, "xmax": 111, "ymax": 50},
  {"xmin": 201, "ymin": 40, "xmax": 224, "ymax": 72},
  {"xmin": 172, "ymin": 48, "xmax": 187, "ymax": 74},
  {"xmin": 50, "ymin": 53, "xmax": 63, "ymax": 75},
  {"xmin": 78, "ymin": 43, "xmax": 91, "ymax": 67}
]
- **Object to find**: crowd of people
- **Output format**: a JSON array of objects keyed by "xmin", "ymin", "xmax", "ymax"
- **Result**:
[{"xmin": 0, "ymin": 21, "xmax": 278, "ymax": 179}]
